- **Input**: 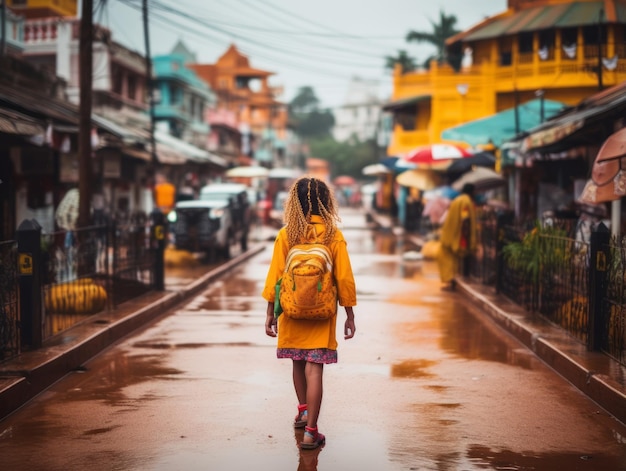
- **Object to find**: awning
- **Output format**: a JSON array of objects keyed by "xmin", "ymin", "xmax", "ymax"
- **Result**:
[
  {"xmin": 121, "ymin": 146, "xmax": 152, "ymax": 162},
  {"xmin": 0, "ymin": 107, "xmax": 45, "ymax": 135},
  {"xmin": 448, "ymin": 1, "xmax": 626, "ymax": 44},
  {"xmin": 154, "ymin": 131, "xmax": 227, "ymax": 167},
  {"xmin": 92, "ymin": 114, "xmax": 148, "ymax": 146},
  {"xmin": 441, "ymin": 98, "xmax": 566, "ymax": 148},
  {"xmin": 521, "ymin": 84, "xmax": 626, "ymax": 152},
  {"xmin": 382, "ymin": 95, "xmax": 430, "ymax": 111}
]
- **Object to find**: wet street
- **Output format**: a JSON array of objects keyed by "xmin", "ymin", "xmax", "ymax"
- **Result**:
[{"xmin": 1, "ymin": 209, "xmax": 626, "ymax": 471}]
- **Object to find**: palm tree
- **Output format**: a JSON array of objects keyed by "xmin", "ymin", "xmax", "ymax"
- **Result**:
[
  {"xmin": 406, "ymin": 10, "xmax": 461, "ymax": 69},
  {"xmin": 384, "ymin": 50, "xmax": 417, "ymax": 74}
]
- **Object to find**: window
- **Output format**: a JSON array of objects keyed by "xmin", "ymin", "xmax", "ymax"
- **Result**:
[
  {"xmin": 561, "ymin": 27, "xmax": 577, "ymax": 48},
  {"xmin": 583, "ymin": 24, "xmax": 606, "ymax": 46},
  {"xmin": 127, "ymin": 75, "xmax": 137, "ymax": 101},
  {"xmin": 170, "ymin": 85, "xmax": 180, "ymax": 105},
  {"xmin": 112, "ymin": 64, "xmax": 123, "ymax": 95},
  {"xmin": 539, "ymin": 29, "xmax": 555, "ymax": 49},
  {"xmin": 518, "ymin": 32, "xmax": 533, "ymax": 53},
  {"xmin": 499, "ymin": 37, "xmax": 513, "ymax": 66}
]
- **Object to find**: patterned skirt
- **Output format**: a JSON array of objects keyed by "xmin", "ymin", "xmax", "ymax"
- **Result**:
[{"xmin": 277, "ymin": 348, "xmax": 337, "ymax": 364}]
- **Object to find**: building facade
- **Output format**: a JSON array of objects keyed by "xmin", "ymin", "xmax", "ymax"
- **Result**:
[
  {"xmin": 386, "ymin": 0, "xmax": 626, "ymax": 157},
  {"xmin": 189, "ymin": 44, "xmax": 291, "ymax": 168},
  {"xmin": 333, "ymin": 77, "xmax": 383, "ymax": 144}
]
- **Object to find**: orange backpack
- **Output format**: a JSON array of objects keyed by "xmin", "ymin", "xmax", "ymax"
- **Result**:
[{"xmin": 278, "ymin": 242, "xmax": 337, "ymax": 320}]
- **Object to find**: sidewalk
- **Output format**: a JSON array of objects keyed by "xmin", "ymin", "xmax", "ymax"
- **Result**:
[
  {"xmin": 0, "ymin": 240, "xmax": 268, "ymax": 421},
  {"xmin": 368, "ymin": 209, "xmax": 626, "ymax": 426}
]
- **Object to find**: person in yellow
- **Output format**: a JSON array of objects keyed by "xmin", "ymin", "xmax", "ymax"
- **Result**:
[
  {"xmin": 438, "ymin": 183, "xmax": 477, "ymax": 290},
  {"xmin": 263, "ymin": 177, "xmax": 357, "ymax": 450}
]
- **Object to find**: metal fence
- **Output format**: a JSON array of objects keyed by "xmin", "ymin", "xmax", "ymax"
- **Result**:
[
  {"xmin": 538, "ymin": 234, "xmax": 589, "ymax": 345},
  {"xmin": 603, "ymin": 236, "xmax": 626, "ymax": 365},
  {"xmin": 40, "ymin": 218, "xmax": 155, "ymax": 341},
  {"xmin": 468, "ymin": 208, "xmax": 499, "ymax": 286},
  {"xmin": 472, "ymin": 213, "xmax": 624, "ymax": 367},
  {"xmin": 0, "ymin": 241, "xmax": 19, "ymax": 361}
]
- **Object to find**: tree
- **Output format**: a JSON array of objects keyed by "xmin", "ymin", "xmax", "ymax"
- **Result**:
[
  {"xmin": 384, "ymin": 50, "xmax": 417, "ymax": 74},
  {"xmin": 289, "ymin": 87, "xmax": 334, "ymax": 138},
  {"xmin": 309, "ymin": 137, "xmax": 379, "ymax": 178},
  {"xmin": 290, "ymin": 86, "xmax": 319, "ymax": 114},
  {"xmin": 406, "ymin": 10, "xmax": 461, "ymax": 69}
]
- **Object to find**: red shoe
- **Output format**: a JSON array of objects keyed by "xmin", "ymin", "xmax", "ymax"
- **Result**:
[
  {"xmin": 301, "ymin": 426, "xmax": 325, "ymax": 450},
  {"xmin": 294, "ymin": 404, "xmax": 308, "ymax": 429}
]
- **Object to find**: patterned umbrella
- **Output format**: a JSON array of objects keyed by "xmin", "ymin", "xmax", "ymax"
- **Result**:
[
  {"xmin": 451, "ymin": 167, "xmax": 505, "ymax": 192},
  {"xmin": 400, "ymin": 143, "xmax": 473, "ymax": 170}
]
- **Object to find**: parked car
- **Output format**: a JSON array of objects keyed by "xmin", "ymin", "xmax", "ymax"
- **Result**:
[{"xmin": 168, "ymin": 183, "xmax": 252, "ymax": 259}]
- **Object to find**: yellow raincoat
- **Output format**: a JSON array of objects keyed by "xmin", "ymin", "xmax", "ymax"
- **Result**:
[
  {"xmin": 262, "ymin": 215, "xmax": 357, "ymax": 350},
  {"xmin": 437, "ymin": 193, "xmax": 477, "ymax": 283}
]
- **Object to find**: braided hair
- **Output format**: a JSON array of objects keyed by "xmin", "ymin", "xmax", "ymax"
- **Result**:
[{"xmin": 283, "ymin": 177, "xmax": 340, "ymax": 247}]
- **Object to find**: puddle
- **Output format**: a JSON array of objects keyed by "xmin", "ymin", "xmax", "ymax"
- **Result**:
[
  {"xmin": 391, "ymin": 359, "xmax": 438, "ymax": 379},
  {"xmin": 466, "ymin": 444, "xmax": 626, "ymax": 470}
]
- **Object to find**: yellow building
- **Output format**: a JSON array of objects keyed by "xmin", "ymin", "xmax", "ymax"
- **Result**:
[
  {"xmin": 387, "ymin": 0, "xmax": 626, "ymax": 157},
  {"xmin": 7, "ymin": 0, "xmax": 77, "ymax": 18}
]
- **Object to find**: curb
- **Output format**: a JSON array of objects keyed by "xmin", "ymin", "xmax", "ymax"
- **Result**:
[{"xmin": 0, "ymin": 243, "xmax": 268, "ymax": 421}]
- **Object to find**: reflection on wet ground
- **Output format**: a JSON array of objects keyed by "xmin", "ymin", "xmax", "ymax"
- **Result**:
[
  {"xmin": 3, "ymin": 212, "xmax": 626, "ymax": 471},
  {"xmin": 391, "ymin": 358, "xmax": 438, "ymax": 379},
  {"xmin": 467, "ymin": 444, "xmax": 625, "ymax": 470}
]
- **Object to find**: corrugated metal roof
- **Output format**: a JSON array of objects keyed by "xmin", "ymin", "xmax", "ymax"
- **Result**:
[
  {"xmin": 458, "ymin": 2, "xmax": 625, "ymax": 43},
  {"xmin": 0, "ymin": 107, "xmax": 45, "ymax": 135},
  {"xmin": 521, "ymin": 81, "xmax": 626, "ymax": 151},
  {"xmin": 155, "ymin": 131, "xmax": 227, "ymax": 167}
]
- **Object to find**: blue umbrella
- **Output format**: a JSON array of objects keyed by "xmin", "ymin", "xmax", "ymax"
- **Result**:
[{"xmin": 381, "ymin": 156, "xmax": 400, "ymax": 169}]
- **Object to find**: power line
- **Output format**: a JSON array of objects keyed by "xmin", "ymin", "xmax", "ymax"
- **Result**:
[
  {"xmin": 149, "ymin": 0, "xmax": 389, "ymax": 61},
  {"xmin": 115, "ymin": 0, "xmax": 387, "ymax": 79}
]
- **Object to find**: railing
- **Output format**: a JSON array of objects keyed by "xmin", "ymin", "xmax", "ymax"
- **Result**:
[
  {"xmin": 0, "ymin": 241, "xmax": 19, "ymax": 361},
  {"xmin": 473, "ymin": 214, "xmax": 624, "ymax": 367},
  {"xmin": 468, "ymin": 207, "xmax": 499, "ymax": 286},
  {"xmin": 603, "ymin": 237, "xmax": 626, "ymax": 365},
  {"xmin": 538, "ymin": 234, "xmax": 589, "ymax": 344},
  {"xmin": 42, "ymin": 225, "xmax": 111, "ymax": 339},
  {"xmin": 40, "ymin": 217, "xmax": 155, "ymax": 341}
]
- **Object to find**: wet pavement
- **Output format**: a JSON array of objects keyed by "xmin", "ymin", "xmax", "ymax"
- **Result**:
[{"xmin": 1, "ymin": 209, "xmax": 626, "ymax": 470}]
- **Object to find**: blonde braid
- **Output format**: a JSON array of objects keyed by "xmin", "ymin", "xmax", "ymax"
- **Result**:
[{"xmin": 283, "ymin": 177, "xmax": 340, "ymax": 247}]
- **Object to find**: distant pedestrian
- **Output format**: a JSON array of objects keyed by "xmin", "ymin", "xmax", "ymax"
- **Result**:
[
  {"xmin": 437, "ymin": 183, "xmax": 477, "ymax": 290},
  {"xmin": 263, "ymin": 177, "xmax": 357, "ymax": 450}
]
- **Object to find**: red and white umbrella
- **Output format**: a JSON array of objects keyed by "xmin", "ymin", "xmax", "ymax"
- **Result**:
[{"xmin": 399, "ymin": 143, "xmax": 473, "ymax": 170}]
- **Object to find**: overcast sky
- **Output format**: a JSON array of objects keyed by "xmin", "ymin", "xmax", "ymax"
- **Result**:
[{"xmin": 104, "ymin": 0, "xmax": 508, "ymax": 108}]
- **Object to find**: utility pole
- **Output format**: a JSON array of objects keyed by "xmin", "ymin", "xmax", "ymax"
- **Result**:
[
  {"xmin": 597, "ymin": 8, "xmax": 604, "ymax": 91},
  {"xmin": 143, "ymin": 0, "xmax": 157, "ymax": 172},
  {"xmin": 1, "ymin": 0, "xmax": 6, "ymax": 57},
  {"xmin": 78, "ymin": 0, "xmax": 93, "ymax": 228},
  {"xmin": 514, "ymin": 87, "xmax": 520, "ymax": 135}
]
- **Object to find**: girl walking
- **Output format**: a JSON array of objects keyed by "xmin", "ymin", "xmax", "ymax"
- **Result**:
[{"xmin": 263, "ymin": 177, "xmax": 357, "ymax": 450}]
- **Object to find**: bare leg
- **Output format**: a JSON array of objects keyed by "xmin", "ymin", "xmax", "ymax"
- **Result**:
[
  {"xmin": 292, "ymin": 359, "xmax": 307, "ymax": 405},
  {"xmin": 304, "ymin": 362, "xmax": 324, "ymax": 431}
]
